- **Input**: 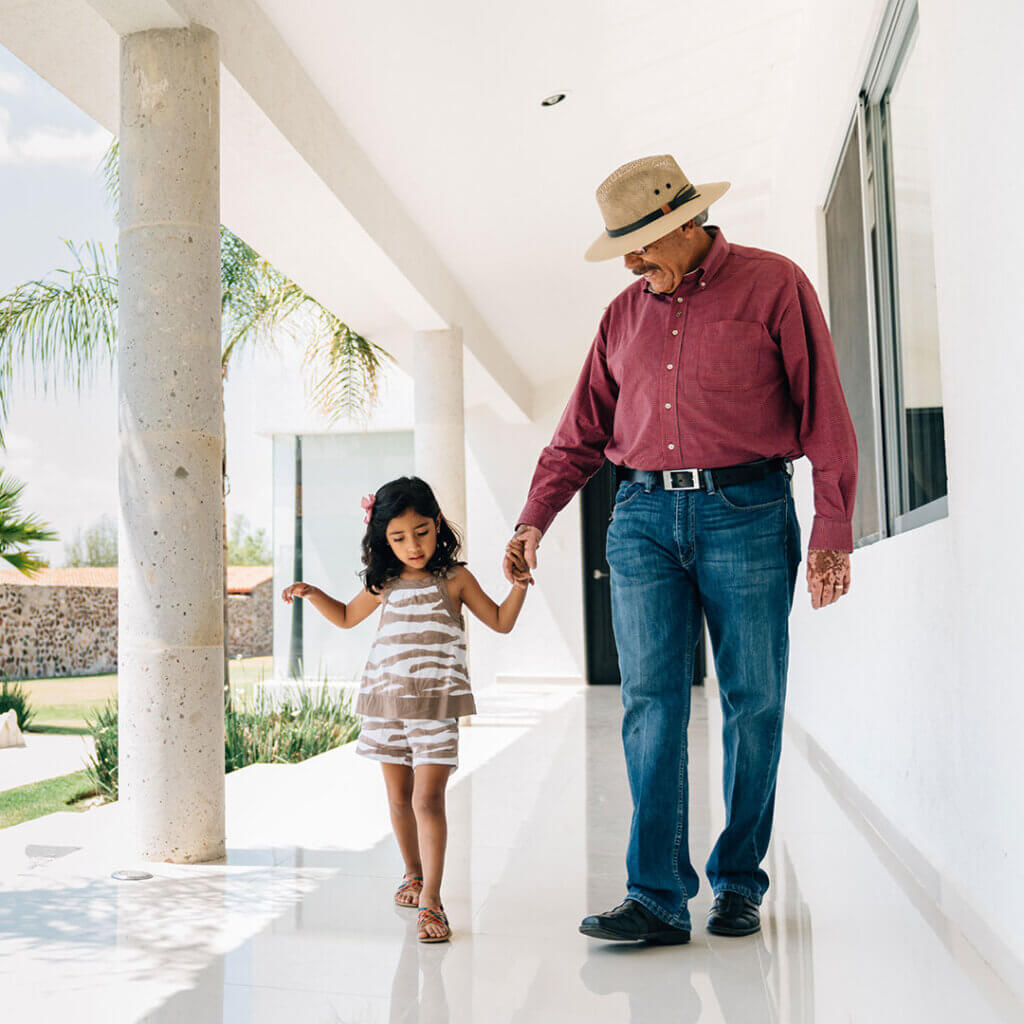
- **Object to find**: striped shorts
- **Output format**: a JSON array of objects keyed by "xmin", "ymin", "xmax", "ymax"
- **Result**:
[{"xmin": 356, "ymin": 717, "xmax": 459, "ymax": 770}]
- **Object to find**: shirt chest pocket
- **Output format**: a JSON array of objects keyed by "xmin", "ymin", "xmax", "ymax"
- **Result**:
[{"xmin": 696, "ymin": 320, "xmax": 770, "ymax": 391}]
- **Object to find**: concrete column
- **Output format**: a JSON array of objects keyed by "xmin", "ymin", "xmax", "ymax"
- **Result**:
[
  {"xmin": 118, "ymin": 26, "xmax": 224, "ymax": 862},
  {"xmin": 414, "ymin": 328, "xmax": 467, "ymax": 545}
]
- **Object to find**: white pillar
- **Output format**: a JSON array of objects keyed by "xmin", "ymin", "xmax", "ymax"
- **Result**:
[
  {"xmin": 414, "ymin": 328, "xmax": 467, "ymax": 545},
  {"xmin": 118, "ymin": 26, "xmax": 225, "ymax": 863}
]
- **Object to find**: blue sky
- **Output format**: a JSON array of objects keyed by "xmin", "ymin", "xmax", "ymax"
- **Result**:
[{"xmin": 0, "ymin": 44, "xmax": 288, "ymax": 567}]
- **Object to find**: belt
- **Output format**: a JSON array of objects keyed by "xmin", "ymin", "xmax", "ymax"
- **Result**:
[{"xmin": 623, "ymin": 457, "xmax": 791, "ymax": 492}]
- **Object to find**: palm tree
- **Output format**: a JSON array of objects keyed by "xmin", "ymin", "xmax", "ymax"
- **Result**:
[
  {"xmin": 0, "ymin": 140, "xmax": 394, "ymax": 685},
  {"xmin": 0, "ymin": 470, "xmax": 57, "ymax": 576},
  {"xmin": 1, "ymin": 142, "xmax": 392, "ymax": 438}
]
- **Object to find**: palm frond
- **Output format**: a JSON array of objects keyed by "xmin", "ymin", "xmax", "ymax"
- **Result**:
[
  {"xmin": 220, "ymin": 228, "xmax": 313, "ymax": 369},
  {"xmin": 0, "ymin": 240, "xmax": 118, "ymax": 445},
  {"xmin": 221, "ymin": 233, "xmax": 389, "ymax": 417},
  {"xmin": 220, "ymin": 227, "xmax": 260, "ymax": 314},
  {"xmin": 0, "ymin": 470, "xmax": 57, "ymax": 577},
  {"xmin": 1, "ymin": 141, "xmax": 391, "ymax": 444},
  {"xmin": 0, "ymin": 548, "xmax": 51, "ymax": 576},
  {"xmin": 304, "ymin": 314, "xmax": 394, "ymax": 423},
  {"xmin": 101, "ymin": 138, "xmax": 119, "ymax": 211}
]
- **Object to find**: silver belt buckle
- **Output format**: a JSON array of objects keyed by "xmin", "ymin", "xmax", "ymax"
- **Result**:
[{"xmin": 662, "ymin": 468, "xmax": 702, "ymax": 491}]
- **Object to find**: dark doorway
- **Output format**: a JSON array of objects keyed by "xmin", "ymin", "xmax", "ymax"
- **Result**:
[{"xmin": 580, "ymin": 460, "xmax": 706, "ymax": 687}]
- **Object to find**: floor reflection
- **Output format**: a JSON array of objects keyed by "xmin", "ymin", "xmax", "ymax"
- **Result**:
[
  {"xmin": 9, "ymin": 683, "xmax": 1022, "ymax": 1023},
  {"xmin": 580, "ymin": 944, "xmax": 704, "ymax": 1021},
  {"xmin": 389, "ymin": 921, "xmax": 451, "ymax": 1024},
  {"xmin": 582, "ymin": 686, "xmax": 816, "ymax": 1024}
]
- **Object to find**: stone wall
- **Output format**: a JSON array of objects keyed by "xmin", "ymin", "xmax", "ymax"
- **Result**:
[
  {"xmin": 227, "ymin": 578, "xmax": 274, "ymax": 659},
  {"xmin": 0, "ymin": 576, "xmax": 273, "ymax": 680},
  {"xmin": 0, "ymin": 583, "xmax": 119, "ymax": 679}
]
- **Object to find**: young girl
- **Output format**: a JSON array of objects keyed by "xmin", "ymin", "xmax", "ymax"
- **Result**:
[{"xmin": 281, "ymin": 476, "xmax": 531, "ymax": 942}]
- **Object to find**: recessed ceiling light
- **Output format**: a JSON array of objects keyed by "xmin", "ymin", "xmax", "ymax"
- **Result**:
[{"xmin": 541, "ymin": 93, "xmax": 567, "ymax": 107}]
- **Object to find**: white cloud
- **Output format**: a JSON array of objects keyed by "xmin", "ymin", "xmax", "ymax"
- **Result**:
[
  {"xmin": 16, "ymin": 124, "xmax": 111, "ymax": 164},
  {"xmin": 0, "ymin": 106, "xmax": 111, "ymax": 167},
  {"xmin": 0, "ymin": 70, "xmax": 25, "ymax": 95}
]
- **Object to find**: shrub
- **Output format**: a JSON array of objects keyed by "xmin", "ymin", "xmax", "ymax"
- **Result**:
[
  {"xmin": 224, "ymin": 684, "xmax": 361, "ymax": 773},
  {"xmin": 86, "ymin": 684, "xmax": 359, "ymax": 801},
  {"xmin": 85, "ymin": 700, "xmax": 118, "ymax": 801},
  {"xmin": 0, "ymin": 679, "xmax": 35, "ymax": 732}
]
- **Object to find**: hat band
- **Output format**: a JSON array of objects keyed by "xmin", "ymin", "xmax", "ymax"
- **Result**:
[{"xmin": 605, "ymin": 183, "xmax": 700, "ymax": 239}]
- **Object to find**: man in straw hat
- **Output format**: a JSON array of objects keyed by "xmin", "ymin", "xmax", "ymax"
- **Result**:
[{"xmin": 503, "ymin": 155, "xmax": 857, "ymax": 945}]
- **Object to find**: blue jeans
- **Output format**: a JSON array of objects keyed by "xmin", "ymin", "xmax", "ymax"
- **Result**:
[{"xmin": 605, "ymin": 465, "xmax": 801, "ymax": 930}]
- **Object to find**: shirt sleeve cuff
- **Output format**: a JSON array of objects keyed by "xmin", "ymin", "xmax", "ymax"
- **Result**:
[
  {"xmin": 516, "ymin": 500, "xmax": 556, "ymax": 536},
  {"xmin": 809, "ymin": 516, "xmax": 854, "ymax": 553}
]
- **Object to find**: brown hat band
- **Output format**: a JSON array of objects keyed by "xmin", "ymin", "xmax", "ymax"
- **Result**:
[{"xmin": 605, "ymin": 183, "xmax": 700, "ymax": 238}]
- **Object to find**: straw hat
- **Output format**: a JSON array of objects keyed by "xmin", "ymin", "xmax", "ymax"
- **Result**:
[{"xmin": 584, "ymin": 155, "xmax": 730, "ymax": 262}]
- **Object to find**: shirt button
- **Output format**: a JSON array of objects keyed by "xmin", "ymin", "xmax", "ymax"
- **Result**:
[
  {"xmin": 676, "ymin": 311, "xmax": 682, "ymax": 317},
  {"xmin": 671, "ymin": 329, "xmax": 678, "ymax": 336},
  {"xmin": 665, "ymin": 403, "xmax": 672, "ymax": 409},
  {"xmin": 668, "ymin": 444, "xmax": 675, "ymax": 450},
  {"xmin": 666, "ymin": 364, "xmax": 673, "ymax": 370},
  {"xmin": 676, "ymin": 297, "xmax": 684, "ymax": 303},
  {"xmin": 699, "ymin": 281, "xmax": 706, "ymax": 288}
]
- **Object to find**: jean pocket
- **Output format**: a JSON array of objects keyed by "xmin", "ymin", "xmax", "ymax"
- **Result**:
[
  {"xmin": 713, "ymin": 473, "xmax": 788, "ymax": 511},
  {"xmin": 610, "ymin": 481, "xmax": 645, "ymax": 518}
]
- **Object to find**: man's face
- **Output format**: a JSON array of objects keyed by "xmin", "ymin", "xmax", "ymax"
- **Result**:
[{"xmin": 622, "ymin": 226, "xmax": 692, "ymax": 294}]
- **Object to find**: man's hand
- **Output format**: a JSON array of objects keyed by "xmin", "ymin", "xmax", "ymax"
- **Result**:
[
  {"xmin": 806, "ymin": 550, "xmax": 851, "ymax": 609},
  {"xmin": 507, "ymin": 539, "xmax": 532, "ymax": 589},
  {"xmin": 503, "ymin": 525, "xmax": 542, "ymax": 585}
]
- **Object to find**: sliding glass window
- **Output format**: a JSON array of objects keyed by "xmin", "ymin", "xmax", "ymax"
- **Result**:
[
  {"xmin": 824, "ymin": 0, "xmax": 947, "ymax": 545},
  {"xmin": 880, "ymin": 21, "xmax": 948, "ymax": 528}
]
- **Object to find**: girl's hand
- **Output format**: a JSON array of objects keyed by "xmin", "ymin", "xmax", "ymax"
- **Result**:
[
  {"xmin": 281, "ymin": 582, "xmax": 318, "ymax": 604},
  {"xmin": 505, "ymin": 536, "xmax": 534, "ymax": 585}
]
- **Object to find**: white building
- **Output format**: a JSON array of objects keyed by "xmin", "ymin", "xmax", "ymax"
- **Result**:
[{"xmin": 2, "ymin": 0, "xmax": 1023, "ymax": 1019}]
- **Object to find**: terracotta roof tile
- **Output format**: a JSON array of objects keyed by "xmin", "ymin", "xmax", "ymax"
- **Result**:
[
  {"xmin": 0, "ymin": 565, "xmax": 273, "ymax": 594},
  {"xmin": 225, "ymin": 566, "xmax": 275, "ymax": 594},
  {"xmin": 0, "ymin": 567, "xmax": 119, "ymax": 588}
]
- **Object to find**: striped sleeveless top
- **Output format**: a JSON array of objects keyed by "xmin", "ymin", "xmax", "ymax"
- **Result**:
[{"xmin": 355, "ymin": 571, "xmax": 475, "ymax": 719}]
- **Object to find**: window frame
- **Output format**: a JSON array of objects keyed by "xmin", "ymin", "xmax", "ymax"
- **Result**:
[
  {"xmin": 823, "ymin": 112, "xmax": 888, "ymax": 549},
  {"xmin": 823, "ymin": 0, "xmax": 947, "ymax": 545}
]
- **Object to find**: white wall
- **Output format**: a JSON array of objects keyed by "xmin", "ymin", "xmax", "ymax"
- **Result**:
[
  {"xmin": 465, "ymin": 378, "xmax": 587, "ymax": 692},
  {"xmin": 267, "ymin": 352, "xmax": 588, "ymax": 690},
  {"xmin": 765, "ymin": 0, "xmax": 1024, "ymax": 994}
]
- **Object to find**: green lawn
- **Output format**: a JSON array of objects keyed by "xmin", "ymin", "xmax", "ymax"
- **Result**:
[
  {"xmin": 17, "ymin": 656, "xmax": 273, "ymax": 733},
  {"xmin": 0, "ymin": 770, "xmax": 96, "ymax": 829}
]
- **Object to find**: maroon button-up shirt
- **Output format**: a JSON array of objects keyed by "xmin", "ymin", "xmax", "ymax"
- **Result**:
[{"xmin": 517, "ymin": 227, "xmax": 858, "ymax": 552}]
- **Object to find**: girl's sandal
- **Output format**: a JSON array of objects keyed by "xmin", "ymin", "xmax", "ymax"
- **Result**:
[
  {"xmin": 394, "ymin": 874, "xmax": 423, "ymax": 908},
  {"xmin": 417, "ymin": 905, "xmax": 451, "ymax": 943}
]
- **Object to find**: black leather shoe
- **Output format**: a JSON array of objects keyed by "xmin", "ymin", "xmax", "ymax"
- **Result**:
[
  {"xmin": 579, "ymin": 899, "xmax": 691, "ymax": 945},
  {"xmin": 706, "ymin": 891, "xmax": 761, "ymax": 936}
]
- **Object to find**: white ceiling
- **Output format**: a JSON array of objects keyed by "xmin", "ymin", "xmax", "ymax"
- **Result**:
[
  {"xmin": 257, "ymin": 0, "xmax": 805, "ymax": 389},
  {"xmin": 1, "ymin": 0, "xmax": 808, "ymax": 410}
]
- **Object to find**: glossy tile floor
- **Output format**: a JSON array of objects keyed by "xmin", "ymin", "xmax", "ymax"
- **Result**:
[{"xmin": 1, "ymin": 682, "xmax": 1021, "ymax": 1023}]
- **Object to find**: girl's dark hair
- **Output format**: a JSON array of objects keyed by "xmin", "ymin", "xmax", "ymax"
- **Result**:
[{"xmin": 360, "ymin": 476, "xmax": 464, "ymax": 594}]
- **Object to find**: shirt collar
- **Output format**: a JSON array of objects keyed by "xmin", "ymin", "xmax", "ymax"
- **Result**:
[{"xmin": 642, "ymin": 225, "xmax": 730, "ymax": 298}]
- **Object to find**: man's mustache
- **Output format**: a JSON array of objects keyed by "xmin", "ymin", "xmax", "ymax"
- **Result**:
[{"xmin": 631, "ymin": 263, "xmax": 658, "ymax": 276}]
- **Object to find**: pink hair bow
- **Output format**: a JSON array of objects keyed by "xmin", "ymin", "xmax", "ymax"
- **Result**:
[{"xmin": 360, "ymin": 493, "xmax": 377, "ymax": 524}]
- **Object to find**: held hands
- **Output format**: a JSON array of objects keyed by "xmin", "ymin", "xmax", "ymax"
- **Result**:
[
  {"xmin": 503, "ymin": 526, "xmax": 541, "ymax": 587},
  {"xmin": 506, "ymin": 538, "xmax": 532, "ymax": 590},
  {"xmin": 806, "ymin": 550, "xmax": 851, "ymax": 609},
  {"xmin": 281, "ymin": 581, "xmax": 318, "ymax": 604}
]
